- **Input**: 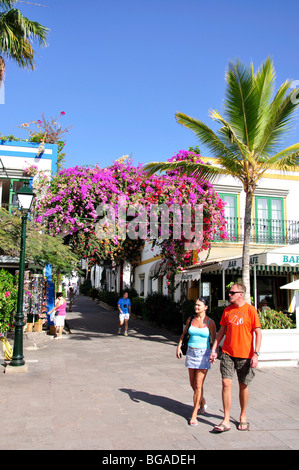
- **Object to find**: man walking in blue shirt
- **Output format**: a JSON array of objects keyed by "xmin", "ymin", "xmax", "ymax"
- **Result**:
[{"xmin": 117, "ymin": 291, "xmax": 131, "ymax": 336}]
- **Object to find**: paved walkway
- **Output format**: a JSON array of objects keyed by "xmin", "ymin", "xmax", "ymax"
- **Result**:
[{"xmin": 0, "ymin": 295, "xmax": 298, "ymax": 451}]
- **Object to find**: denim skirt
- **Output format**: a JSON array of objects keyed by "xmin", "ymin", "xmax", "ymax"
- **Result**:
[{"xmin": 185, "ymin": 347, "xmax": 211, "ymax": 370}]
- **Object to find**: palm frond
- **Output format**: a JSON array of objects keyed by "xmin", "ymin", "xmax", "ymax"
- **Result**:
[
  {"xmin": 0, "ymin": 1, "xmax": 16, "ymax": 10},
  {"xmin": 210, "ymin": 109, "xmax": 255, "ymax": 164},
  {"xmin": 0, "ymin": 7, "xmax": 48, "ymax": 69},
  {"xmin": 249, "ymin": 57, "xmax": 277, "ymax": 150},
  {"xmin": 260, "ymin": 143, "xmax": 299, "ymax": 170},
  {"xmin": 256, "ymin": 84, "xmax": 298, "ymax": 156},
  {"xmin": 223, "ymin": 58, "xmax": 277, "ymax": 153},
  {"xmin": 175, "ymin": 111, "xmax": 253, "ymax": 182},
  {"xmin": 175, "ymin": 112, "xmax": 236, "ymax": 160},
  {"xmin": 144, "ymin": 57, "xmax": 299, "ymax": 202},
  {"xmin": 223, "ymin": 59, "xmax": 254, "ymax": 148},
  {"xmin": 143, "ymin": 160, "xmax": 225, "ymax": 182}
]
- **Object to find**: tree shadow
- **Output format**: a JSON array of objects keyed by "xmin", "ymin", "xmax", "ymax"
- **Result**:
[
  {"xmin": 119, "ymin": 388, "xmax": 223, "ymax": 427},
  {"xmin": 65, "ymin": 300, "xmax": 180, "ymax": 346}
]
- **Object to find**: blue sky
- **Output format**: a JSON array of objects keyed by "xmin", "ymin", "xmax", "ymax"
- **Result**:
[{"xmin": 1, "ymin": 0, "xmax": 299, "ymax": 169}]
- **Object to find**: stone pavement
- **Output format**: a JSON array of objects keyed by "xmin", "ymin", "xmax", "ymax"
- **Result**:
[{"xmin": 0, "ymin": 294, "xmax": 298, "ymax": 451}]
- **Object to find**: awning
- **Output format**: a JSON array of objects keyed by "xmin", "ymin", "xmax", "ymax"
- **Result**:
[
  {"xmin": 256, "ymin": 250, "xmax": 299, "ymax": 267},
  {"xmin": 149, "ymin": 259, "xmax": 172, "ymax": 278},
  {"xmin": 222, "ymin": 257, "xmax": 242, "ymax": 270},
  {"xmin": 280, "ymin": 279, "xmax": 299, "ymax": 290},
  {"xmin": 218, "ymin": 245, "xmax": 299, "ymax": 272},
  {"xmin": 175, "ymin": 269, "xmax": 202, "ymax": 282},
  {"xmin": 0, "ymin": 255, "xmax": 20, "ymax": 268}
]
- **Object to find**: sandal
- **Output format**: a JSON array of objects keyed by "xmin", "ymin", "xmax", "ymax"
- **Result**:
[
  {"xmin": 238, "ymin": 422, "xmax": 250, "ymax": 431},
  {"xmin": 213, "ymin": 421, "xmax": 230, "ymax": 433},
  {"xmin": 189, "ymin": 418, "xmax": 198, "ymax": 427},
  {"xmin": 198, "ymin": 403, "xmax": 207, "ymax": 414}
]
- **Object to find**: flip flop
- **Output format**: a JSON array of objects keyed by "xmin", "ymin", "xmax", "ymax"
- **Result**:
[
  {"xmin": 238, "ymin": 422, "xmax": 250, "ymax": 431},
  {"xmin": 189, "ymin": 419, "xmax": 199, "ymax": 427},
  {"xmin": 213, "ymin": 422, "xmax": 230, "ymax": 433},
  {"xmin": 198, "ymin": 403, "xmax": 207, "ymax": 414}
]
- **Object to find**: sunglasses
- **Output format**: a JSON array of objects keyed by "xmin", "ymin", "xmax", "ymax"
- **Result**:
[{"xmin": 228, "ymin": 291, "xmax": 243, "ymax": 295}]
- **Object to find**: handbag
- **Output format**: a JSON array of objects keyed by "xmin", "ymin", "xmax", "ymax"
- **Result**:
[
  {"xmin": 181, "ymin": 315, "xmax": 195, "ymax": 355},
  {"xmin": 181, "ymin": 332, "xmax": 190, "ymax": 355}
]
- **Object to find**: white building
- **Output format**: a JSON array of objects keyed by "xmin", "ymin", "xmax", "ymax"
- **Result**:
[
  {"xmin": 0, "ymin": 140, "xmax": 57, "ymax": 269},
  {"xmin": 0, "ymin": 140, "xmax": 57, "ymax": 209},
  {"xmin": 132, "ymin": 156, "xmax": 299, "ymax": 314}
]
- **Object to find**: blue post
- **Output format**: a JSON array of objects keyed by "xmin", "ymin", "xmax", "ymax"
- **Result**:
[{"xmin": 45, "ymin": 264, "xmax": 55, "ymax": 326}]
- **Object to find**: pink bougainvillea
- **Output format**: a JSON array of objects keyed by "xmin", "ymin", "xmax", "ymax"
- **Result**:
[{"xmin": 35, "ymin": 151, "xmax": 228, "ymax": 269}]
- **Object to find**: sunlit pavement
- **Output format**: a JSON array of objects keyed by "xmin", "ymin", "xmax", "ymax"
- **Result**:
[{"xmin": 0, "ymin": 294, "xmax": 298, "ymax": 450}]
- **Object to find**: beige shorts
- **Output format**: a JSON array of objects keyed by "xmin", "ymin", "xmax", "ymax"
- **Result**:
[{"xmin": 220, "ymin": 353, "xmax": 255, "ymax": 385}]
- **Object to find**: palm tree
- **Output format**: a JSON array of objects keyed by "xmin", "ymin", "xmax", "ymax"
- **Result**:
[
  {"xmin": 0, "ymin": 0, "xmax": 49, "ymax": 85},
  {"xmin": 144, "ymin": 57, "xmax": 299, "ymax": 301}
]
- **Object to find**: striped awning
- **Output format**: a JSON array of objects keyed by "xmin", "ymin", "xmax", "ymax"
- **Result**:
[
  {"xmin": 199, "ymin": 245, "xmax": 299, "ymax": 275},
  {"xmin": 175, "ymin": 269, "xmax": 202, "ymax": 282},
  {"xmin": 149, "ymin": 259, "xmax": 172, "ymax": 278}
]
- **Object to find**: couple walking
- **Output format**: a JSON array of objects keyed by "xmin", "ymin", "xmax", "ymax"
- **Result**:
[{"xmin": 177, "ymin": 283, "xmax": 262, "ymax": 431}]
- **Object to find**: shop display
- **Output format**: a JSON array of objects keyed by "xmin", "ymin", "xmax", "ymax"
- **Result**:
[{"xmin": 23, "ymin": 274, "xmax": 47, "ymax": 332}]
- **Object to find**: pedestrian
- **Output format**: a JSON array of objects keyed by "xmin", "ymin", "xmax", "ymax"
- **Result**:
[
  {"xmin": 72, "ymin": 284, "xmax": 78, "ymax": 296},
  {"xmin": 177, "ymin": 297, "xmax": 216, "ymax": 426},
  {"xmin": 48, "ymin": 292, "xmax": 67, "ymax": 340},
  {"xmin": 68, "ymin": 286, "xmax": 75, "ymax": 312},
  {"xmin": 210, "ymin": 283, "xmax": 262, "ymax": 432},
  {"xmin": 117, "ymin": 291, "xmax": 131, "ymax": 336}
]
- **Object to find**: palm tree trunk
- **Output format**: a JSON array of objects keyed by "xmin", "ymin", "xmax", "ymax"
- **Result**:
[
  {"xmin": 242, "ymin": 190, "xmax": 253, "ymax": 303},
  {"xmin": 0, "ymin": 56, "xmax": 5, "ymax": 86}
]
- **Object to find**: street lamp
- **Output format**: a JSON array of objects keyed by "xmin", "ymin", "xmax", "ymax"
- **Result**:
[{"xmin": 10, "ymin": 180, "xmax": 35, "ymax": 367}]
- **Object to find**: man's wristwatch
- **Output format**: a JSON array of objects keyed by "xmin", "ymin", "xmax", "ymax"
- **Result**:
[{"xmin": 254, "ymin": 351, "xmax": 260, "ymax": 356}]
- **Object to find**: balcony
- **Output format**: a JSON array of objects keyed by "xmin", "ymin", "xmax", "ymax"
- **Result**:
[{"xmin": 214, "ymin": 217, "xmax": 299, "ymax": 245}]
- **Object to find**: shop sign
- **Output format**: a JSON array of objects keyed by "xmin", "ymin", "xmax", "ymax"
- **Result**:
[
  {"xmin": 181, "ymin": 273, "xmax": 194, "ymax": 280},
  {"xmin": 282, "ymin": 255, "xmax": 299, "ymax": 264},
  {"xmin": 227, "ymin": 259, "xmax": 237, "ymax": 268},
  {"xmin": 176, "ymin": 269, "xmax": 202, "ymax": 282}
]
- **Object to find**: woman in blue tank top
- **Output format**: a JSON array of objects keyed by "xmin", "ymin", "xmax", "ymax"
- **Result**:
[{"xmin": 177, "ymin": 297, "xmax": 216, "ymax": 426}]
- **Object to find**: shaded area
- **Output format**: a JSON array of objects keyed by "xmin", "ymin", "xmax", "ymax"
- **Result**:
[
  {"xmin": 65, "ymin": 296, "xmax": 180, "ymax": 346},
  {"xmin": 119, "ymin": 388, "xmax": 223, "ymax": 427}
]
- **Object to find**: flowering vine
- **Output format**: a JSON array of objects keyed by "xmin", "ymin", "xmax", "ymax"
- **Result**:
[
  {"xmin": 35, "ymin": 150, "xmax": 228, "ymax": 271},
  {"xmin": 20, "ymin": 112, "xmax": 71, "ymax": 172},
  {"xmin": 0, "ymin": 270, "xmax": 18, "ymax": 333}
]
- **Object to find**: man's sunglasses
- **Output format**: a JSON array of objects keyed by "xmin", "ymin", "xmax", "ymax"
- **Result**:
[{"xmin": 228, "ymin": 291, "xmax": 243, "ymax": 295}]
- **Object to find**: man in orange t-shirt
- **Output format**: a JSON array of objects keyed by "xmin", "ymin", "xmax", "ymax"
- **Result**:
[{"xmin": 210, "ymin": 283, "xmax": 262, "ymax": 433}]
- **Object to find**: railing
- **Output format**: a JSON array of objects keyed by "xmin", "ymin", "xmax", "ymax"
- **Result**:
[
  {"xmin": 214, "ymin": 217, "xmax": 299, "ymax": 245},
  {"xmin": 2, "ymin": 205, "xmax": 299, "ymax": 246}
]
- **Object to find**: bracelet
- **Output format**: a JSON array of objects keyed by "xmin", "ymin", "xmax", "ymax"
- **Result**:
[{"xmin": 211, "ymin": 349, "xmax": 217, "ymax": 353}]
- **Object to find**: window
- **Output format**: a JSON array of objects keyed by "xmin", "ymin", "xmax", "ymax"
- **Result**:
[
  {"xmin": 148, "ymin": 276, "xmax": 152, "ymax": 295},
  {"xmin": 218, "ymin": 193, "xmax": 238, "ymax": 241},
  {"xmin": 0, "ymin": 178, "xmax": 26, "ymax": 213},
  {"xmin": 255, "ymin": 196, "xmax": 285, "ymax": 243},
  {"xmin": 139, "ymin": 274, "xmax": 145, "ymax": 297},
  {"xmin": 0, "ymin": 179, "xmax": 10, "ymax": 209},
  {"xmin": 158, "ymin": 276, "xmax": 163, "ymax": 294}
]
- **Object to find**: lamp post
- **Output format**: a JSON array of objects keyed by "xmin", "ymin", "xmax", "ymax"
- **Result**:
[{"xmin": 10, "ymin": 180, "xmax": 35, "ymax": 367}]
